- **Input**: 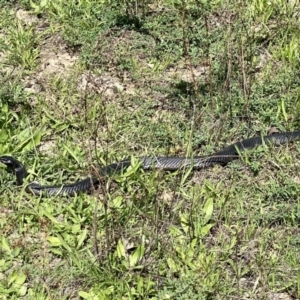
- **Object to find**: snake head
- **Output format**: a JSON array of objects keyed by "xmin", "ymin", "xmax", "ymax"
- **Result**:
[
  {"xmin": 0, "ymin": 155, "xmax": 18, "ymax": 169},
  {"xmin": 0, "ymin": 155, "xmax": 28, "ymax": 185}
]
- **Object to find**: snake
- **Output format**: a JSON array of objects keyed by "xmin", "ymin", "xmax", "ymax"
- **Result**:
[{"xmin": 1, "ymin": 130, "xmax": 300, "ymax": 197}]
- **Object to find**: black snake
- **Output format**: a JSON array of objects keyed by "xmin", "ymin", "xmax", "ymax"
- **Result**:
[{"xmin": 1, "ymin": 131, "xmax": 300, "ymax": 196}]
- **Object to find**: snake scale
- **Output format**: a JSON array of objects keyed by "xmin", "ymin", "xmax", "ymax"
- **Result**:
[{"xmin": 1, "ymin": 131, "xmax": 300, "ymax": 196}]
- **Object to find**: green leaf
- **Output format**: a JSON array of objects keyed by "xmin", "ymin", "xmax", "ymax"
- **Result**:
[
  {"xmin": 129, "ymin": 243, "xmax": 145, "ymax": 267},
  {"xmin": 8, "ymin": 271, "xmax": 18, "ymax": 286},
  {"xmin": 30, "ymin": 0, "xmax": 40, "ymax": 10},
  {"xmin": 19, "ymin": 285, "xmax": 27, "ymax": 296},
  {"xmin": 123, "ymin": 156, "xmax": 141, "ymax": 176},
  {"xmin": 9, "ymin": 271, "xmax": 26, "ymax": 291},
  {"xmin": 200, "ymin": 223, "xmax": 215, "ymax": 236},
  {"xmin": 78, "ymin": 291, "xmax": 91, "ymax": 299},
  {"xmin": 180, "ymin": 213, "xmax": 190, "ymax": 234},
  {"xmin": 47, "ymin": 236, "xmax": 62, "ymax": 246},
  {"xmin": 0, "ymin": 129, "xmax": 8, "ymax": 141},
  {"xmin": 78, "ymin": 291, "xmax": 98, "ymax": 300},
  {"xmin": 110, "ymin": 195, "xmax": 123, "ymax": 209},
  {"xmin": 281, "ymin": 98, "xmax": 288, "ymax": 121},
  {"xmin": 56, "ymin": 234, "xmax": 72, "ymax": 252},
  {"xmin": 203, "ymin": 198, "xmax": 214, "ymax": 222},
  {"xmin": 71, "ymin": 224, "xmax": 81, "ymax": 234},
  {"xmin": 116, "ymin": 239, "xmax": 125, "ymax": 258},
  {"xmin": 41, "ymin": 209, "xmax": 60, "ymax": 224},
  {"xmin": 50, "ymin": 248, "xmax": 63, "ymax": 256},
  {"xmin": 180, "ymin": 166, "xmax": 193, "ymax": 185},
  {"xmin": 167, "ymin": 257, "xmax": 179, "ymax": 272},
  {"xmin": 1, "ymin": 237, "xmax": 11, "ymax": 253},
  {"xmin": 14, "ymin": 272, "xmax": 27, "ymax": 286},
  {"xmin": 63, "ymin": 143, "xmax": 80, "ymax": 164},
  {"xmin": 77, "ymin": 229, "xmax": 88, "ymax": 249},
  {"xmin": 14, "ymin": 127, "xmax": 43, "ymax": 152},
  {"xmin": 40, "ymin": 0, "xmax": 48, "ymax": 8}
]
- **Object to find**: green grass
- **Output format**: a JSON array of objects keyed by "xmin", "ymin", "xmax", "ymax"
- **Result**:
[{"xmin": 1, "ymin": 0, "xmax": 300, "ymax": 299}]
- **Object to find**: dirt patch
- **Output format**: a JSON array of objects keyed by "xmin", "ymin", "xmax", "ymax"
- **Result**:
[
  {"xmin": 16, "ymin": 8, "xmax": 40, "ymax": 26},
  {"xmin": 78, "ymin": 72, "xmax": 134, "ymax": 99},
  {"xmin": 23, "ymin": 33, "xmax": 78, "ymax": 95},
  {"xmin": 38, "ymin": 34, "xmax": 78, "ymax": 77},
  {"xmin": 16, "ymin": 9, "xmax": 77, "ymax": 78}
]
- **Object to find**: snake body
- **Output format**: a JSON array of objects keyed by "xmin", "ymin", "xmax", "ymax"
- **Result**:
[{"xmin": 1, "ymin": 131, "xmax": 300, "ymax": 196}]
